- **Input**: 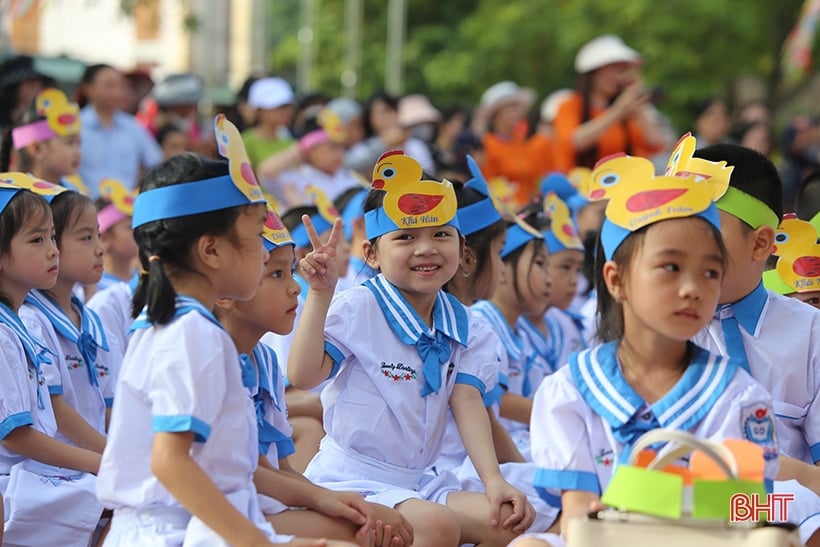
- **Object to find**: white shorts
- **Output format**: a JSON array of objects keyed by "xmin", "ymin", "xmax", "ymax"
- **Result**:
[{"xmin": 305, "ymin": 436, "xmax": 461, "ymax": 508}]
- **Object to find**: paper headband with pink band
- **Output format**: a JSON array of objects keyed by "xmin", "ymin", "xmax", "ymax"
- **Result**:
[
  {"xmin": 12, "ymin": 89, "xmax": 81, "ymax": 150},
  {"xmin": 98, "ymin": 179, "xmax": 135, "ymax": 233}
]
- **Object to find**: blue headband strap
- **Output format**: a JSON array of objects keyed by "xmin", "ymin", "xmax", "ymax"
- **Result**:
[
  {"xmin": 600, "ymin": 202, "xmax": 721, "ymax": 260},
  {"xmin": 0, "ymin": 187, "xmax": 22, "ymax": 213},
  {"xmin": 291, "ymin": 212, "xmax": 333, "ymax": 248},
  {"xmin": 341, "ymin": 190, "xmax": 367, "ymax": 241},
  {"xmin": 132, "ymin": 175, "xmax": 264, "ymax": 228},
  {"xmin": 457, "ymin": 198, "xmax": 503, "ymax": 236},
  {"xmin": 364, "ymin": 207, "xmax": 461, "ymax": 240},
  {"xmin": 501, "ymin": 223, "xmax": 541, "ymax": 258}
]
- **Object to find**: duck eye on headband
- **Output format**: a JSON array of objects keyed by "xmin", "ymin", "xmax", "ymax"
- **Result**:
[
  {"xmin": 590, "ymin": 146, "xmax": 730, "ymax": 260},
  {"xmin": 291, "ymin": 185, "xmax": 339, "ymax": 248},
  {"xmin": 456, "ymin": 155, "xmax": 503, "ymax": 236},
  {"xmin": 665, "ymin": 132, "xmax": 776, "ymax": 230},
  {"xmin": 132, "ymin": 115, "xmax": 266, "ymax": 228},
  {"xmin": 764, "ymin": 214, "xmax": 820, "ymax": 294},
  {"xmin": 12, "ymin": 89, "xmax": 81, "ymax": 150},
  {"xmin": 1, "ymin": 171, "xmax": 69, "ymax": 203},
  {"xmin": 542, "ymin": 191, "xmax": 583, "ymax": 253},
  {"xmin": 364, "ymin": 150, "xmax": 460, "ymax": 240}
]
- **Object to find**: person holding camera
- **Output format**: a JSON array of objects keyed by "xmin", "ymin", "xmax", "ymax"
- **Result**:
[{"xmin": 552, "ymin": 35, "xmax": 665, "ymax": 172}]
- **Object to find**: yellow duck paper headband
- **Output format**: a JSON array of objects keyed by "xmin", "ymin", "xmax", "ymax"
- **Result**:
[
  {"xmin": 591, "ymin": 151, "xmax": 729, "ymax": 259},
  {"xmin": 364, "ymin": 150, "xmax": 459, "ymax": 239},
  {"xmin": 290, "ymin": 185, "xmax": 339, "ymax": 248},
  {"xmin": 98, "ymin": 179, "xmax": 135, "ymax": 233},
  {"xmin": 764, "ymin": 214, "xmax": 820, "ymax": 294},
  {"xmin": 12, "ymin": 89, "xmax": 81, "ymax": 150},
  {"xmin": 542, "ymin": 192, "xmax": 583, "ymax": 253}
]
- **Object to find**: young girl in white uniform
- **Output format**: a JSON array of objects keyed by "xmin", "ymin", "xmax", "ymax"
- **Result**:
[
  {"xmin": 513, "ymin": 153, "xmax": 779, "ymax": 547},
  {"xmin": 472, "ymin": 211, "xmax": 552, "ymax": 458},
  {"xmin": 0, "ymin": 177, "xmax": 102, "ymax": 546},
  {"xmin": 288, "ymin": 151, "xmax": 535, "ymax": 547},
  {"xmin": 97, "ymin": 117, "xmax": 321, "ymax": 546},
  {"xmin": 216, "ymin": 208, "xmax": 407, "ymax": 546},
  {"xmin": 17, "ymin": 181, "xmax": 110, "ymax": 454}
]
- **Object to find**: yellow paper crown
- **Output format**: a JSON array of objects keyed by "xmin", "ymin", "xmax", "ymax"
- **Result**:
[
  {"xmin": 317, "ymin": 108, "xmax": 347, "ymax": 143},
  {"xmin": 262, "ymin": 202, "xmax": 294, "ymax": 249},
  {"xmin": 213, "ymin": 114, "xmax": 265, "ymax": 203},
  {"xmin": 305, "ymin": 184, "xmax": 340, "ymax": 224},
  {"xmin": 771, "ymin": 214, "xmax": 820, "ymax": 293},
  {"xmin": 366, "ymin": 150, "xmax": 458, "ymax": 236},
  {"xmin": 590, "ymin": 153, "xmax": 728, "ymax": 232},
  {"xmin": 35, "ymin": 88, "xmax": 81, "ymax": 137},
  {"xmin": 542, "ymin": 192, "xmax": 582, "ymax": 251},
  {"xmin": 2, "ymin": 171, "xmax": 68, "ymax": 199},
  {"xmin": 99, "ymin": 178, "xmax": 135, "ymax": 216},
  {"xmin": 665, "ymin": 133, "xmax": 735, "ymax": 185}
]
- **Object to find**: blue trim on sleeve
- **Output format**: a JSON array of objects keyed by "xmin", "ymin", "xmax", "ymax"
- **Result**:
[
  {"xmin": 283, "ymin": 376, "xmax": 291, "ymax": 389},
  {"xmin": 324, "ymin": 341, "xmax": 345, "ymax": 379},
  {"xmin": 276, "ymin": 439, "xmax": 296, "ymax": 459},
  {"xmin": 104, "ymin": 397, "xmax": 114, "ymax": 408},
  {"xmin": 48, "ymin": 385, "xmax": 63, "ymax": 395},
  {"xmin": 535, "ymin": 486, "xmax": 562, "ymax": 508},
  {"xmin": 455, "ymin": 373, "xmax": 486, "ymax": 396},
  {"xmin": 498, "ymin": 372, "xmax": 509, "ymax": 389},
  {"xmin": 534, "ymin": 467, "xmax": 601, "ymax": 495},
  {"xmin": 152, "ymin": 415, "xmax": 211, "ymax": 443},
  {"xmin": 482, "ymin": 383, "xmax": 503, "ymax": 407},
  {"xmin": 811, "ymin": 442, "xmax": 820, "ymax": 464},
  {"xmin": 0, "ymin": 411, "xmax": 33, "ymax": 440},
  {"xmin": 764, "ymin": 479, "xmax": 773, "ymax": 494}
]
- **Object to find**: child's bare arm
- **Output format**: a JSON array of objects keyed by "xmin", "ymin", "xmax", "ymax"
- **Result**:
[
  {"xmin": 559, "ymin": 490, "xmax": 600, "ymax": 539},
  {"xmin": 2, "ymin": 426, "xmax": 100, "ymax": 474},
  {"xmin": 288, "ymin": 216, "xmax": 343, "ymax": 390},
  {"xmin": 499, "ymin": 392, "xmax": 533, "ymax": 425},
  {"xmin": 50, "ymin": 394, "xmax": 106, "ymax": 453}
]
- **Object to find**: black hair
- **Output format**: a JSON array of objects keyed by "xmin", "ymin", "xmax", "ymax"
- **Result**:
[
  {"xmin": 281, "ymin": 206, "xmax": 318, "ymax": 233},
  {"xmin": 796, "ymin": 171, "xmax": 820, "ymax": 221},
  {"xmin": 362, "ymin": 91, "xmax": 399, "ymax": 138},
  {"xmin": 693, "ymin": 144, "xmax": 783, "ymax": 227},
  {"xmin": 0, "ymin": 191, "xmax": 53, "ymax": 308},
  {"xmin": 155, "ymin": 123, "xmax": 186, "ymax": 147},
  {"xmin": 0, "ymin": 97, "xmax": 45, "ymax": 172},
  {"xmin": 49, "ymin": 191, "xmax": 95, "ymax": 245},
  {"xmin": 76, "ymin": 64, "xmax": 115, "ymax": 108},
  {"xmin": 443, "ymin": 184, "xmax": 507, "ymax": 295},
  {"xmin": 333, "ymin": 186, "xmax": 365, "ymax": 215},
  {"xmin": 131, "ymin": 153, "xmax": 252, "ymax": 324},
  {"xmin": 502, "ymin": 208, "xmax": 549, "ymax": 304},
  {"xmin": 691, "ymin": 96, "xmax": 728, "ymax": 120},
  {"xmin": 594, "ymin": 218, "xmax": 728, "ymax": 342}
]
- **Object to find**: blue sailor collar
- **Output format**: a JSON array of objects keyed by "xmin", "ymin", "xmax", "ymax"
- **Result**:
[
  {"xmin": 363, "ymin": 274, "xmax": 469, "ymax": 348},
  {"xmin": 517, "ymin": 317, "xmax": 554, "ymax": 370},
  {"xmin": 252, "ymin": 342, "xmax": 283, "ymax": 411},
  {"xmin": 570, "ymin": 342, "xmax": 738, "ymax": 436},
  {"xmin": 718, "ymin": 282, "xmax": 768, "ymax": 337},
  {"xmin": 25, "ymin": 290, "xmax": 109, "ymax": 353},
  {"xmin": 0, "ymin": 302, "xmax": 54, "ymax": 407},
  {"xmin": 472, "ymin": 300, "xmax": 522, "ymax": 362},
  {"xmin": 130, "ymin": 295, "xmax": 223, "ymax": 332}
]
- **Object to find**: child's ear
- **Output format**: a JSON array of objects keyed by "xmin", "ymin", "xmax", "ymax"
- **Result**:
[
  {"xmin": 461, "ymin": 246, "xmax": 477, "ymax": 276},
  {"xmin": 602, "ymin": 260, "xmax": 626, "ymax": 302},
  {"xmin": 362, "ymin": 240, "xmax": 379, "ymax": 269},
  {"xmin": 196, "ymin": 234, "xmax": 221, "ymax": 270},
  {"xmin": 751, "ymin": 226, "xmax": 775, "ymax": 263}
]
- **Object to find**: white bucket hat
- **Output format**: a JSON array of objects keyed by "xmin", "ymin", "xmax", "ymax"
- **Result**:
[
  {"xmin": 574, "ymin": 35, "xmax": 642, "ymax": 74},
  {"xmin": 479, "ymin": 81, "xmax": 536, "ymax": 118},
  {"xmin": 248, "ymin": 77, "xmax": 295, "ymax": 110},
  {"xmin": 540, "ymin": 89, "xmax": 573, "ymax": 122},
  {"xmin": 398, "ymin": 94, "xmax": 441, "ymax": 127}
]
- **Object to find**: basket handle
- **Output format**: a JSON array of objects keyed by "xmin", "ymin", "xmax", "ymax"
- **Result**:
[{"xmin": 627, "ymin": 428, "xmax": 738, "ymax": 479}]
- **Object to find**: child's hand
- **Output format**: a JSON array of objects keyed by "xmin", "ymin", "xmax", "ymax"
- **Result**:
[
  {"xmin": 314, "ymin": 490, "xmax": 373, "ymax": 540},
  {"xmin": 368, "ymin": 502, "xmax": 413, "ymax": 546},
  {"xmin": 484, "ymin": 475, "xmax": 536, "ymax": 534},
  {"xmin": 299, "ymin": 216, "xmax": 344, "ymax": 291}
]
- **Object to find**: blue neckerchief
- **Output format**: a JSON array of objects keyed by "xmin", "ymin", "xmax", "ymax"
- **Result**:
[
  {"xmin": 714, "ymin": 282, "xmax": 768, "ymax": 374},
  {"xmin": 473, "ymin": 300, "xmax": 522, "ymax": 363},
  {"xmin": 25, "ymin": 290, "xmax": 109, "ymax": 387},
  {"xmin": 130, "ymin": 295, "xmax": 223, "ymax": 332},
  {"xmin": 242, "ymin": 343, "xmax": 293, "ymax": 456},
  {"xmin": 363, "ymin": 274, "xmax": 468, "ymax": 397},
  {"xmin": 517, "ymin": 317, "xmax": 556, "ymax": 374},
  {"xmin": 0, "ymin": 302, "xmax": 54, "ymax": 409},
  {"xmin": 570, "ymin": 342, "xmax": 738, "ymax": 461}
]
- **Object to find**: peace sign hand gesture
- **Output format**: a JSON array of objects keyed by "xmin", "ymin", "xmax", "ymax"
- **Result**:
[{"xmin": 298, "ymin": 215, "xmax": 344, "ymax": 292}]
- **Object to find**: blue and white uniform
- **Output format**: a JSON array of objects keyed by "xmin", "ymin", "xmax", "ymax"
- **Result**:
[
  {"xmin": 304, "ymin": 275, "xmax": 488, "ymax": 508},
  {"xmin": 20, "ymin": 290, "xmax": 110, "ymax": 431},
  {"xmin": 544, "ymin": 307, "xmax": 588, "ymax": 369},
  {"xmin": 86, "ymin": 278, "xmax": 136, "ymax": 400},
  {"xmin": 0, "ymin": 303, "xmax": 101, "ymax": 546},
  {"xmin": 241, "ymin": 342, "xmax": 295, "ymax": 516},
  {"xmin": 97, "ymin": 296, "xmax": 292, "ymax": 545},
  {"xmin": 519, "ymin": 342, "xmax": 779, "ymax": 547},
  {"xmin": 693, "ymin": 283, "xmax": 820, "ymax": 543}
]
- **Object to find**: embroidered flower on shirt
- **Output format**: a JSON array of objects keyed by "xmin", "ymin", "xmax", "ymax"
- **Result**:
[{"xmin": 380, "ymin": 361, "xmax": 419, "ymax": 382}]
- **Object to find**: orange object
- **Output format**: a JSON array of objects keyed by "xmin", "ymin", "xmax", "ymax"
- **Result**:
[
  {"xmin": 690, "ymin": 439, "xmax": 765, "ymax": 483},
  {"xmin": 481, "ymin": 131, "xmax": 554, "ymax": 208},
  {"xmin": 552, "ymin": 92, "xmax": 663, "ymax": 173}
]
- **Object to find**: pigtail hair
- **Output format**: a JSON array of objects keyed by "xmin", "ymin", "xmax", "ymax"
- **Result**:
[
  {"xmin": 594, "ymin": 236, "xmax": 622, "ymax": 342},
  {"xmin": 142, "ymin": 255, "xmax": 178, "ymax": 324}
]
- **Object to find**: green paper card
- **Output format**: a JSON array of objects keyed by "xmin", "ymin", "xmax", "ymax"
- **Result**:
[
  {"xmin": 692, "ymin": 479, "xmax": 767, "ymax": 520},
  {"xmin": 601, "ymin": 465, "xmax": 684, "ymax": 519}
]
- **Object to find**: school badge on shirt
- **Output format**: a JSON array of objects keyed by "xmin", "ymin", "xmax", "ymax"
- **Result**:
[{"xmin": 741, "ymin": 403, "xmax": 778, "ymax": 461}]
